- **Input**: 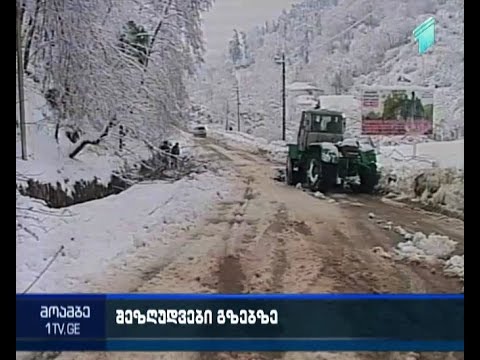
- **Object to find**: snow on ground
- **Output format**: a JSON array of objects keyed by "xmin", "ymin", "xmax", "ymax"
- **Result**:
[
  {"xmin": 16, "ymin": 128, "xmax": 145, "ymax": 193},
  {"xmin": 16, "ymin": 81, "xmax": 152, "ymax": 192},
  {"xmin": 393, "ymin": 230, "xmax": 464, "ymax": 282},
  {"xmin": 394, "ymin": 232, "xmax": 457, "ymax": 262},
  {"xmin": 378, "ymin": 139, "xmax": 464, "ymax": 169},
  {"xmin": 444, "ymin": 255, "xmax": 464, "ymax": 281},
  {"xmin": 16, "ymin": 119, "xmax": 196, "ymax": 194},
  {"xmin": 16, "ymin": 171, "xmax": 233, "ymax": 293},
  {"xmin": 375, "ymin": 220, "xmax": 464, "ymax": 281},
  {"xmin": 370, "ymin": 215, "xmax": 464, "ymax": 281}
]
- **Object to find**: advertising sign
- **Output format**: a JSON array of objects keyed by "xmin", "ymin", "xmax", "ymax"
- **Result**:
[{"xmin": 360, "ymin": 86, "xmax": 434, "ymax": 136}]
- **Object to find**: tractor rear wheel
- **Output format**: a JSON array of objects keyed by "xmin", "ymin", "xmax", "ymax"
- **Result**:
[
  {"xmin": 286, "ymin": 157, "xmax": 295, "ymax": 185},
  {"xmin": 285, "ymin": 158, "xmax": 293, "ymax": 185},
  {"xmin": 359, "ymin": 172, "xmax": 377, "ymax": 193},
  {"xmin": 321, "ymin": 163, "xmax": 338, "ymax": 192}
]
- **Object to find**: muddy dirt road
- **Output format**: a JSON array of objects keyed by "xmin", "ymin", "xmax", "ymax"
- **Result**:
[{"xmin": 25, "ymin": 137, "xmax": 464, "ymax": 360}]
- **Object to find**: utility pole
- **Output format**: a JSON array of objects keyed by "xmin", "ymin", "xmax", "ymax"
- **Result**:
[
  {"xmin": 411, "ymin": 91, "xmax": 417, "ymax": 158},
  {"xmin": 274, "ymin": 52, "xmax": 287, "ymax": 141},
  {"xmin": 422, "ymin": 56, "xmax": 426, "ymax": 86},
  {"xmin": 16, "ymin": 2, "xmax": 27, "ymax": 160},
  {"xmin": 236, "ymin": 83, "xmax": 240, "ymax": 132},
  {"xmin": 225, "ymin": 100, "xmax": 229, "ymax": 131},
  {"xmin": 411, "ymin": 91, "xmax": 416, "ymax": 127},
  {"xmin": 281, "ymin": 52, "xmax": 286, "ymax": 141}
]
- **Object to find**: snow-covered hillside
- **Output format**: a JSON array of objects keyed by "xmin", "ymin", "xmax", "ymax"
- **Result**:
[
  {"xmin": 192, "ymin": 0, "xmax": 464, "ymax": 141},
  {"xmin": 16, "ymin": 80, "xmax": 153, "ymax": 194}
]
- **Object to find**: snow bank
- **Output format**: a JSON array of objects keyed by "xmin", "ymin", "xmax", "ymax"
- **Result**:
[
  {"xmin": 378, "ymin": 139, "xmax": 464, "ymax": 215},
  {"xmin": 16, "ymin": 172, "xmax": 232, "ymax": 293},
  {"xmin": 378, "ymin": 139, "xmax": 464, "ymax": 169},
  {"xmin": 371, "ymin": 215, "xmax": 464, "ymax": 281},
  {"xmin": 395, "ymin": 232, "xmax": 457, "ymax": 261},
  {"xmin": 393, "ymin": 231, "xmax": 464, "ymax": 281},
  {"xmin": 444, "ymin": 255, "xmax": 464, "ymax": 281}
]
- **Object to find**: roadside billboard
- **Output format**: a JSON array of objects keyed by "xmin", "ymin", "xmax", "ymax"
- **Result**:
[{"xmin": 360, "ymin": 86, "xmax": 434, "ymax": 135}]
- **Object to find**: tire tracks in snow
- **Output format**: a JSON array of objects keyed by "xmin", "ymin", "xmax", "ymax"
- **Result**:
[
  {"xmin": 197, "ymin": 154, "xmax": 288, "ymax": 360},
  {"xmin": 19, "ymin": 138, "xmax": 464, "ymax": 360}
]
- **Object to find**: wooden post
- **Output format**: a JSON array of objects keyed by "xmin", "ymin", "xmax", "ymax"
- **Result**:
[
  {"xmin": 281, "ymin": 52, "xmax": 286, "ymax": 141},
  {"xmin": 16, "ymin": 2, "xmax": 28, "ymax": 160},
  {"xmin": 236, "ymin": 84, "xmax": 240, "ymax": 132},
  {"xmin": 225, "ymin": 100, "xmax": 229, "ymax": 131}
]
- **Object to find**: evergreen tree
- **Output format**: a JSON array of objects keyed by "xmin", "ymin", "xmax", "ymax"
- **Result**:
[
  {"xmin": 301, "ymin": 29, "xmax": 311, "ymax": 64},
  {"xmin": 240, "ymin": 31, "xmax": 254, "ymax": 66},
  {"xmin": 119, "ymin": 21, "xmax": 150, "ymax": 66},
  {"xmin": 228, "ymin": 30, "xmax": 242, "ymax": 66}
]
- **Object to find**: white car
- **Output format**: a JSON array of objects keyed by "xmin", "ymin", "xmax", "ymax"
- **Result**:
[{"xmin": 192, "ymin": 125, "xmax": 207, "ymax": 138}]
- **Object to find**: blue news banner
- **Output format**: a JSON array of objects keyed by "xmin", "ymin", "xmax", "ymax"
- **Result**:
[{"xmin": 16, "ymin": 294, "xmax": 464, "ymax": 352}]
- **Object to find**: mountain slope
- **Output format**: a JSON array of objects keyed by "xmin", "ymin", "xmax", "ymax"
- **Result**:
[{"xmin": 192, "ymin": 0, "xmax": 464, "ymax": 142}]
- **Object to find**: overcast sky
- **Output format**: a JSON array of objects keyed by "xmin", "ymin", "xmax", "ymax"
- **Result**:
[{"xmin": 202, "ymin": 0, "xmax": 300, "ymax": 59}]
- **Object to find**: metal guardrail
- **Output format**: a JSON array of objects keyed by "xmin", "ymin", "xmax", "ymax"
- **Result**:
[{"xmin": 376, "ymin": 145, "xmax": 437, "ymax": 167}]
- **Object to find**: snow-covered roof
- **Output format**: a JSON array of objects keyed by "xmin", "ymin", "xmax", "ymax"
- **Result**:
[
  {"xmin": 359, "ymin": 85, "xmax": 435, "ymax": 92},
  {"xmin": 295, "ymin": 95, "xmax": 318, "ymax": 106},
  {"xmin": 287, "ymin": 82, "xmax": 320, "ymax": 91},
  {"xmin": 305, "ymin": 109, "xmax": 344, "ymax": 116}
]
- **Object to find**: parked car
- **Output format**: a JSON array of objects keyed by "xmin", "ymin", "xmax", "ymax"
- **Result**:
[{"xmin": 192, "ymin": 125, "xmax": 207, "ymax": 138}]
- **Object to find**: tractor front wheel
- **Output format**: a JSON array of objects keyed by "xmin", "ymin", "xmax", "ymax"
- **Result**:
[{"xmin": 307, "ymin": 159, "xmax": 337, "ymax": 192}]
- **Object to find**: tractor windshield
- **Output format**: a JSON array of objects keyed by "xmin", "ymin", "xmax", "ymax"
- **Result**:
[{"xmin": 311, "ymin": 114, "xmax": 343, "ymax": 133}]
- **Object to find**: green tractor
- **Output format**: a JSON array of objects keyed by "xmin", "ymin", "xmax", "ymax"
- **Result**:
[{"xmin": 286, "ymin": 108, "xmax": 379, "ymax": 193}]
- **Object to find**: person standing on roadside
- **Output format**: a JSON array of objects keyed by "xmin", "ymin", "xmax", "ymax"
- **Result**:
[
  {"xmin": 159, "ymin": 140, "xmax": 171, "ymax": 167},
  {"xmin": 171, "ymin": 142, "xmax": 180, "ymax": 168}
]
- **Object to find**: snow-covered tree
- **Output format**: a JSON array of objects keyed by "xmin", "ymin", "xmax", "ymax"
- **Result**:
[
  {"xmin": 119, "ymin": 20, "xmax": 150, "ymax": 66},
  {"xmin": 229, "ymin": 30, "xmax": 243, "ymax": 66},
  {"xmin": 18, "ymin": 0, "xmax": 212, "ymax": 157},
  {"xmin": 240, "ymin": 31, "xmax": 254, "ymax": 66}
]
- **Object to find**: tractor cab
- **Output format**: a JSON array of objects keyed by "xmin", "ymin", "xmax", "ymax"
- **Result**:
[{"xmin": 297, "ymin": 109, "xmax": 346, "ymax": 151}]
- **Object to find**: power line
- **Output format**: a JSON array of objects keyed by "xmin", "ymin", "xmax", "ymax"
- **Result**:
[
  {"xmin": 283, "ymin": 0, "xmax": 416, "ymax": 54},
  {"xmin": 278, "ymin": 0, "xmax": 376, "ymax": 56},
  {"xmin": 311, "ymin": 11, "xmax": 374, "ymax": 52}
]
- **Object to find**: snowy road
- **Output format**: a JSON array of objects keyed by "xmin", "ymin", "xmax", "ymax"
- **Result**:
[{"xmin": 19, "ymin": 136, "xmax": 464, "ymax": 360}]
